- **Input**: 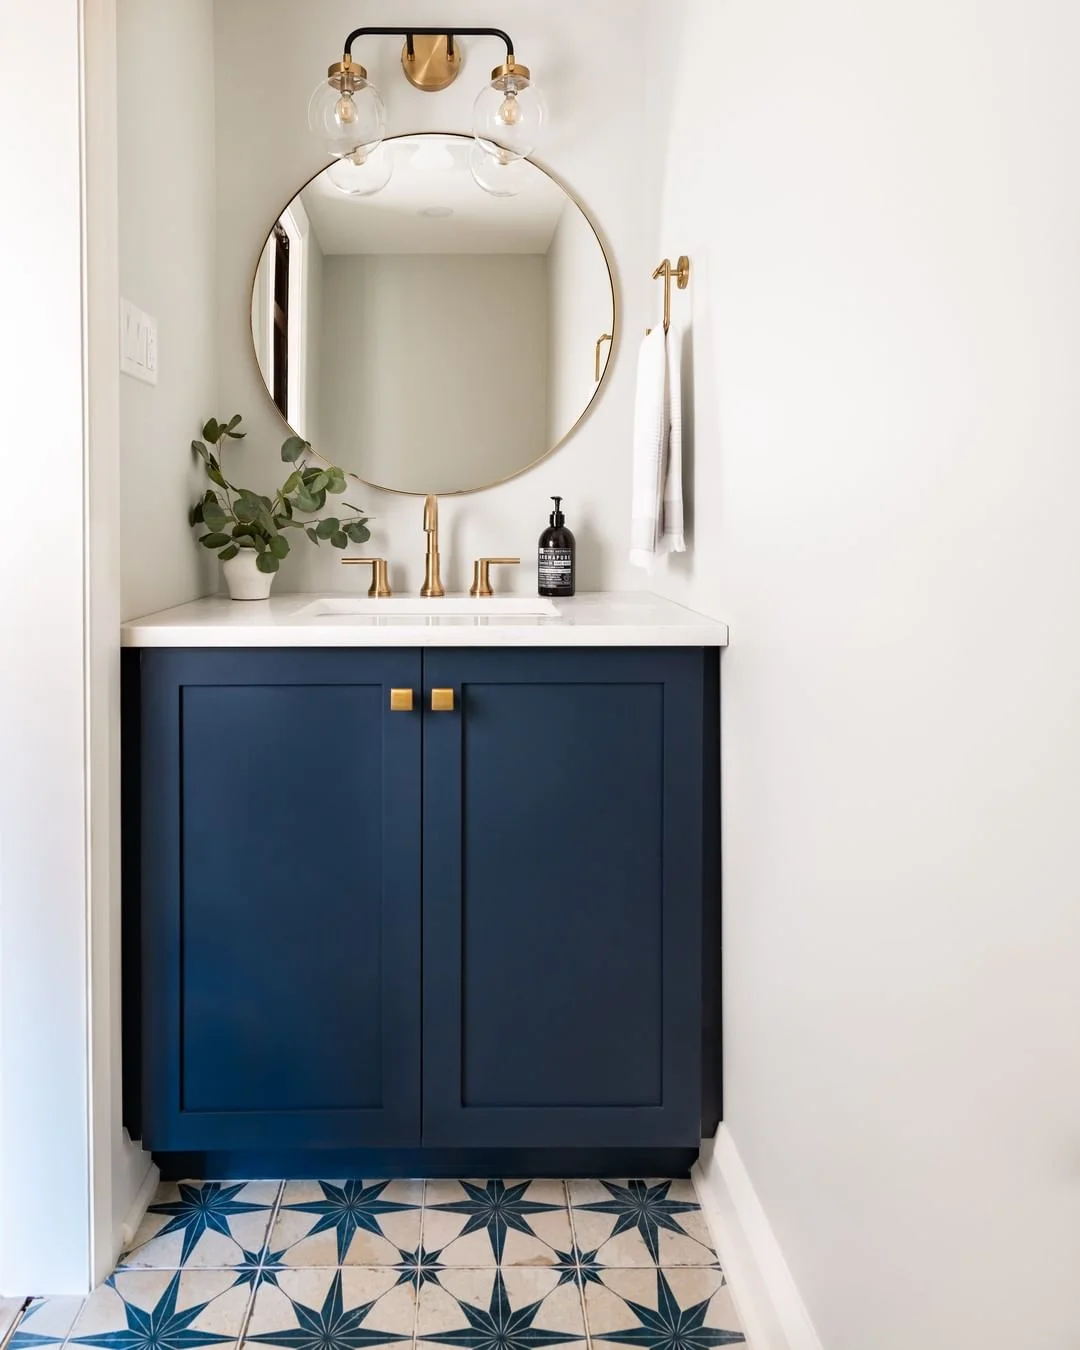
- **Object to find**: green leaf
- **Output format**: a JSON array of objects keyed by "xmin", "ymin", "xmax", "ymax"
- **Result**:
[
  {"xmin": 226, "ymin": 414, "xmax": 243, "ymax": 432},
  {"xmin": 326, "ymin": 470, "xmax": 347, "ymax": 496},
  {"xmin": 203, "ymin": 501, "xmax": 228, "ymax": 531},
  {"xmin": 344, "ymin": 521, "xmax": 371, "ymax": 544},
  {"xmin": 256, "ymin": 552, "xmax": 280, "ymax": 574},
  {"xmin": 199, "ymin": 532, "xmax": 232, "ymax": 549},
  {"xmin": 281, "ymin": 436, "xmax": 309, "ymax": 463},
  {"xmin": 192, "ymin": 439, "xmax": 210, "ymax": 464},
  {"xmin": 305, "ymin": 527, "xmax": 319, "ymax": 545},
  {"xmin": 315, "ymin": 518, "xmax": 339, "ymax": 540},
  {"xmin": 232, "ymin": 524, "xmax": 256, "ymax": 541},
  {"xmin": 269, "ymin": 535, "xmax": 290, "ymax": 560},
  {"xmin": 330, "ymin": 530, "xmax": 348, "ymax": 549},
  {"xmin": 189, "ymin": 502, "xmax": 204, "ymax": 527},
  {"xmin": 281, "ymin": 471, "xmax": 301, "ymax": 496},
  {"xmin": 202, "ymin": 417, "xmax": 222, "ymax": 443},
  {"xmin": 308, "ymin": 471, "xmax": 329, "ymax": 493},
  {"xmin": 218, "ymin": 544, "xmax": 240, "ymax": 562},
  {"xmin": 293, "ymin": 488, "xmax": 320, "ymax": 514},
  {"xmin": 208, "ymin": 465, "xmax": 229, "ymax": 490}
]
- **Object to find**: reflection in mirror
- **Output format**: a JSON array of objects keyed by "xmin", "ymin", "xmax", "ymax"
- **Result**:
[{"xmin": 251, "ymin": 134, "xmax": 615, "ymax": 496}]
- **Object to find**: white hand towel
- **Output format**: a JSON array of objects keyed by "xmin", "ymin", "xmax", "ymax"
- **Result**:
[{"xmin": 630, "ymin": 324, "xmax": 686, "ymax": 569}]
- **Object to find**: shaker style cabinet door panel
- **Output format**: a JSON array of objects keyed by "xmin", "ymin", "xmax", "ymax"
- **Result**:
[
  {"xmin": 139, "ymin": 649, "xmax": 423, "ymax": 1151},
  {"xmin": 421, "ymin": 648, "xmax": 705, "ymax": 1148}
]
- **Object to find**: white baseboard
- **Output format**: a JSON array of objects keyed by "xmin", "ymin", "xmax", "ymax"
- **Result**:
[
  {"xmin": 119, "ymin": 1161, "xmax": 160, "ymax": 1248},
  {"xmin": 692, "ymin": 1126, "xmax": 823, "ymax": 1350}
]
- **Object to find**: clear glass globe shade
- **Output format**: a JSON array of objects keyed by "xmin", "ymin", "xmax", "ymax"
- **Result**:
[
  {"xmin": 328, "ymin": 144, "xmax": 394, "ymax": 196},
  {"xmin": 472, "ymin": 71, "xmax": 546, "ymax": 159},
  {"xmin": 468, "ymin": 140, "xmax": 529, "ymax": 198},
  {"xmin": 307, "ymin": 75, "xmax": 386, "ymax": 160}
]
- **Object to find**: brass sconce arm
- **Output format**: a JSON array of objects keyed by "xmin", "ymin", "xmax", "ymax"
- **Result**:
[{"xmin": 342, "ymin": 25, "xmax": 515, "ymax": 63}]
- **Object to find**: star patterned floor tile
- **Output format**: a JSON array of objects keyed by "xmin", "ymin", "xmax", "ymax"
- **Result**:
[
  {"xmin": 568, "ymin": 1180, "xmax": 717, "ymax": 1268},
  {"xmin": 6, "ymin": 1297, "xmax": 83, "ymax": 1350},
  {"xmin": 118, "ymin": 1181, "xmax": 280, "ymax": 1270},
  {"xmin": 244, "ymin": 1266, "xmax": 416, "ymax": 1350},
  {"xmin": 583, "ymin": 1268, "xmax": 745, "ymax": 1348},
  {"xmin": 417, "ymin": 1266, "xmax": 586, "ymax": 1350},
  {"xmin": 268, "ymin": 1181, "xmax": 423, "ymax": 1267},
  {"xmin": 423, "ymin": 1180, "xmax": 572, "ymax": 1267},
  {"xmin": 67, "ymin": 1269, "xmax": 250, "ymax": 1350}
]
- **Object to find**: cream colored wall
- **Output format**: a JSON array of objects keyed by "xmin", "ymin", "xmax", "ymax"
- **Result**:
[
  {"xmin": 118, "ymin": 0, "xmax": 217, "ymax": 620},
  {"xmin": 212, "ymin": 0, "xmax": 648, "ymax": 596},
  {"xmin": 318, "ymin": 253, "xmax": 548, "ymax": 495},
  {"xmin": 648, "ymin": 1, "xmax": 1080, "ymax": 1347}
]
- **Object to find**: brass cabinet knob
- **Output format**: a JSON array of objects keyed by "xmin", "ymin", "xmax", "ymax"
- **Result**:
[
  {"xmin": 389, "ymin": 688, "xmax": 414, "ymax": 712},
  {"xmin": 341, "ymin": 557, "xmax": 392, "ymax": 597},
  {"xmin": 431, "ymin": 688, "xmax": 455, "ymax": 712},
  {"xmin": 469, "ymin": 557, "xmax": 521, "ymax": 598}
]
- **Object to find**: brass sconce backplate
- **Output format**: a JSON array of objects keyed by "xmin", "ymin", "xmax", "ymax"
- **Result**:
[{"xmin": 402, "ymin": 34, "xmax": 462, "ymax": 91}]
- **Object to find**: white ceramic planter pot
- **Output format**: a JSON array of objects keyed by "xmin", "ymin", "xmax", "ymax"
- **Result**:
[{"xmin": 222, "ymin": 549, "xmax": 275, "ymax": 601}]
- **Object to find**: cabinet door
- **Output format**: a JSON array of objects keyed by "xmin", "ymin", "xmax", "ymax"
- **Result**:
[
  {"xmin": 140, "ymin": 649, "xmax": 422, "ymax": 1151},
  {"xmin": 422, "ymin": 648, "xmax": 705, "ymax": 1148}
]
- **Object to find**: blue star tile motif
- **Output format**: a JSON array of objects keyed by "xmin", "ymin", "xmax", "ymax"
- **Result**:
[
  {"xmin": 551, "ymin": 1245, "xmax": 604, "ymax": 1289},
  {"xmin": 427, "ymin": 1180, "xmax": 564, "ymax": 1264},
  {"xmin": 392, "ymin": 1245, "xmax": 445, "ymax": 1289},
  {"xmin": 137, "ymin": 1182, "xmax": 270, "ymax": 1266},
  {"xmin": 592, "ymin": 1271, "xmax": 744, "ymax": 1350},
  {"xmin": 246, "ymin": 1270, "xmax": 411, "ymax": 1350},
  {"xmin": 232, "ymin": 1245, "xmax": 291, "ymax": 1293},
  {"xmin": 417, "ymin": 1269, "xmax": 583, "ymax": 1350},
  {"xmin": 279, "ymin": 1181, "xmax": 419, "ymax": 1265},
  {"xmin": 69, "ymin": 1271, "xmax": 234, "ymax": 1350},
  {"xmin": 576, "ymin": 1181, "xmax": 701, "ymax": 1266}
]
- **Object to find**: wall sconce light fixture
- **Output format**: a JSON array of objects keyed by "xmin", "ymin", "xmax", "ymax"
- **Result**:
[{"xmin": 309, "ymin": 26, "xmax": 546, "ymax": 196}]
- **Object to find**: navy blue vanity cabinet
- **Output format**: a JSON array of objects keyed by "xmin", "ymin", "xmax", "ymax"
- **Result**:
[
  {"xmin": 136, "ymin": 649, "xmax": 423, "ymax": 1152},
  {"xmin": 422, "ymin": 649, "xmax": 706, "ymax": 1150},
  {"xmin": 128, "ymin": 645, "xmax": 718, "ymax": 1174}
]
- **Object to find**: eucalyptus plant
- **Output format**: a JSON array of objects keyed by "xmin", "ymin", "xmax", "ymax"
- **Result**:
[{"xmin": 190, "ymin": 415, "xmax": 370, "ymax": 574}]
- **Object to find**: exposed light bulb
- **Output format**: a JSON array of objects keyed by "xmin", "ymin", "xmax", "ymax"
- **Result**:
[
  {"xmin": 496, "ymin": 93, "xmax": 522, "ymax": 126},
  {"xmin": 334, "ymin": 92, "xmax": 359, "ymax": 127}
]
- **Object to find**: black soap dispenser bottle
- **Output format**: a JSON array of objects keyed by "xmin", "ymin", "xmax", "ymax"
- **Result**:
[{"xmin": 538, "ymin": 496, "xmax": 576, "ymax": 597}]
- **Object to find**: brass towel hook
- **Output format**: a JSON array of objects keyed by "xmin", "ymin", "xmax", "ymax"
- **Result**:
[{"xmin": 648, "ymin": 255, "xmax": 691, "ymax": 334}]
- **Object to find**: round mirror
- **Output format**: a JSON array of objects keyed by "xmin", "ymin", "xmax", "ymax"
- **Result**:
[{"xmin": 250, "ymin": 133, "xmax": 616, "ymax": 496}]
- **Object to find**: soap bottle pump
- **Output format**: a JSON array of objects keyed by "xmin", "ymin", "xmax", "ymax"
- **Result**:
[{"xmin": 538, "ymin": 496, "xmax": 576, "ymax": 598}]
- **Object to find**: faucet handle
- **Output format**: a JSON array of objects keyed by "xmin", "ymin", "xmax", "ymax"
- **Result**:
[
  {"xmin": 469, "ymin": 557, "xmax": 520, "ymax": 598},
  {"xmin": 341, "ymin": 556, "xmax": 392, "ymax": 598}
]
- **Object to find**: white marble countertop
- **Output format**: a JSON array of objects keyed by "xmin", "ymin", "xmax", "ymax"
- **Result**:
[{"xmin": 121, "ymin": 592, "xmax": 729, "ymax": 648}]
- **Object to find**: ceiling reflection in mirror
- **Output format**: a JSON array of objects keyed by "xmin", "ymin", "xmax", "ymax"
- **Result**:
[{"xmin": 251, "ymin": 134, "xmax": 615, "ymax": 496}]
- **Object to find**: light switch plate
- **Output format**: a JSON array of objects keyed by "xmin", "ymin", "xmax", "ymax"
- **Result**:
[{"xmin": 120, "ymin": 298, "xmax": 158, "ymax": 385}]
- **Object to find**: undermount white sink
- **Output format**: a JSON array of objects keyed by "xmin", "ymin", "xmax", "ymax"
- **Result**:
[{"xmin": 300, "ymin": 596, "xmax": 560, "ymax": 619}]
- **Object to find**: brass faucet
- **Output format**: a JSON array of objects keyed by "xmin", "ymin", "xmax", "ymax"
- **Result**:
[{"xmin": 421, "ymin": 494, "xmax": 445, "ymax": 597}]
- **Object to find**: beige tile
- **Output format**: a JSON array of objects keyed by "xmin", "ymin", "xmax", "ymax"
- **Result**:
[
  {"xmin": 583, "ymin": 1268, "xmax": 745, "ymax": 1346},
  {"xmin": 6, "ymin": 1296, "xmax": 82, "ymax": 1349},
  {"xmin": 70, "ymin": 1271, "xmax": 249, "ymax": 1347},
  {"xmin": 119, "ymin": 1181, "xmax": 279, "ymax": 1269},
  {"xmin": 568, "ymin": 1179, "xmax": 716, "ymax": 1267},
  {"xmin": 422, "ymin": 1180, "xmax": 572, "ymax": 1267},
  {"xmin": 417, "ymin": 1268, "xmax": 584, "ymax": 1346},
  {"xmin": 269, "ymin": 1181, "xmax": 422, "ymax": 1267},
  {"xmin": 244, "ymin": 1268, "xmax": 415, "ymax": 1348}
]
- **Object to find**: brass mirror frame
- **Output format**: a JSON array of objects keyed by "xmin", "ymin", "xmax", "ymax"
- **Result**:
[{"xmin": 249, "ymin": 131, "xmax": 619, "ymax": 498}]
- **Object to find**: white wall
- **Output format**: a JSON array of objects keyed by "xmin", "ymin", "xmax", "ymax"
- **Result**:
[
  {"xmin": 319, "ymin": 253, "xmax": 548, "ymax": 494},
  {"xmin": 0, "ymin": 0, "xmax": 120, "ymax": 1297},
  {"xmin": 118, "ymin": 0, "xmax": 218, "ymax": 620},
  {"xmin": 648, "ymin": 2, "xmax": 1080, "ymax": 1346},
  {"xmin": 213, "ymin": 0, "xmax": 648, "ymax": 596},
  {"xmin": 546, "ymin": 202, "xmax": 614, "ymax": 450}
]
